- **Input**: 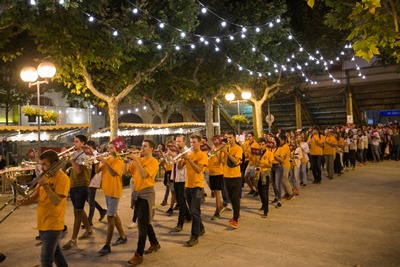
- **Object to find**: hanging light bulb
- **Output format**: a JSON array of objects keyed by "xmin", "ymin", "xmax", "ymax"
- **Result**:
[
  {"xmin": 190, "ymin": 44, "xmax": 196, "ymax": 49},
  {"xmin": 59, "ymin": 0, "xmax": 64, "ymax": 4},
  {"xmin": 215, "ymin": 38, "xmax": 220, "ymax": 43},
  {"xmin": 159, "ymin": 22, "xmax": 165, "ymax": 29},
  {"xmin": 229, "ymin": 36, "xmax": 234, "ymax": 40},
  {"xmin": 175, "ymin": 46, "xmax": 180, "ymax": 51},
  {"xmin": 215, "ymin": 47, "xmax": 220, "ymax": 52},
  {"xmin": 221, "ymin": 21, "xmax": 227, "ymax": 27},
  {"xmin": 157, "ymin": 44, "xmax": 162, "ymax": 50},
  {"xmin": 299, "ymin": 47, "xmax": 304, "ymax": 52},
  {"xmin": 249, "ymin": 71, "xmax": 253, "ymax": 75},
  {"xmin": 137, "ymin": 39, "xmax": 143, "ymax": 45},
  {"xmin": 227, "ymin": 58, "xmax": 232, "ymax": 63},
  {"xmin": 180, "ymin": 32, "xmax": 186, "ymax": 38},
  {"xmin": 276, "ymin": 18, "xmax": 281, "ymax": 23},
  {"xmin": 201, "ymin": 7, "xmax": 207, "ymax": 13},
  {"xmin": 258, "ymin": 72, "xmax": 262, "ymax": 77},
  {"xmin": 252, "ymin": 47, "xmax": 256, "ymax": 52},
  {"xmin": 288, "ymin": 34, "xmax": 293, "ymax": 40},
  {"xmin": 255, "ymin": 27, "xmax": 260, "ymax": 33},
  {"xmin": 238, "ymin": 66, "xmax": 243, "ymax": 71},
  {"xmin": 113, "ymin": 30, "xmax": 118, "ymax": 36},
  {"xmin": 242, "ymin": 27, "xmax": 247, "ymax": 33},
  {"xmin": 204, "ymin": 40, "xmax": 209, "ymax": 45},
  {"xmin": 132, "ymin": 8, "xmax": 138, "ymax": 14},
  {"xmin": 269, "ymin": 22, "xmax": 273, "ymax": 27},
  {"xmin": 241, "ymin": 33, "xmax": 246, "ymax": 38},
  {"xmin": 264, "ymin": 56, "xmax": 269, "ymax": 61},
  {"xmin": 88, "ymin": 16, "xmax": 94, "ymax": 22},
  {"xmin": 200, "ymin": 37, "xmax": 205, "ymax": 42}
]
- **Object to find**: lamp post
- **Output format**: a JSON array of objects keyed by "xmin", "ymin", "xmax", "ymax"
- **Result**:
[
  {"xmin": 20, "ymin": 62, "xmax": 56, "ymax": 153},
  {"xmin": 225, "ymin": 91, "xmax": 252, "ymax": 134}
]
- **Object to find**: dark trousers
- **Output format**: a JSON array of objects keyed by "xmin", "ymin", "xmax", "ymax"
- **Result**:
[
  {"xmin": 87, "ymin": 187, "xmax": 104, "ymax": 224},
  {"xmin": 334, "ymin": 153, "xmax": 342, "ymax": 174},
  {"xmin": 136, "ymin": 197, "xmax": 158, "ymax": 256},
  {"xmin": 257, "ymin": 175, "xmax": 270, "ymax": 215},
  {"xmin": 185, "ymin": 187, "xmax": 204, "ymax": 238},
  {"xmin": 309, "ymin": 155, "xmax": 322, "ymax": 182},
  {"xmin": 174, "ymin": 182, "xmax": 191, "ymax": 227},
  {"xmin": 349, "ymin": 150, "xmax": 356, "ymax": 167},
  {"xmin": 224, "ymin": 177, "xmax": 241, "ymax": 221},
  {"xmin": 39, "ymin": 230, "xmax": 68, "ymax": 267},
  {"xmin": 343, "ymin": 152, "xmax": 349, "ymax": 167}
]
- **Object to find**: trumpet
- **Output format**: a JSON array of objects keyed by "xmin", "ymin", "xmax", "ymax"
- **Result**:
[
  {"xmin": 172, "ymin": 146, "xmax": 193, "ymax": 162},
  {"xmin": 164, "ymin": 147, "xmax": 193, "ymax": 164},
  {"xmin": 208, "ymin": 143, "xmax": 227, "ymax": 159}
]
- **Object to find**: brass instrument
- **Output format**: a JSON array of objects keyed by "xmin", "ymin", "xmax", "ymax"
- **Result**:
[
  {"xmin": 163, "ymin": 151, "xmax": 175, "ymax": 165},
  {"xmin": 0, "ymin": 156, "xmax": 68, "ymax": 224},
  {"xmin": 208, "ymin": 143, "xmax": 227, "ymax": 159},
  {"xmin": 172, "ymin": 147, "xmax": 193, "ymax": 163}
]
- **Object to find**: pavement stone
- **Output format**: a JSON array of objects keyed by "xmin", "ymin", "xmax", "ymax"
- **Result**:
[{"xmin": 0, "ymin": 160, "xmax": 399, "ymax": 267}]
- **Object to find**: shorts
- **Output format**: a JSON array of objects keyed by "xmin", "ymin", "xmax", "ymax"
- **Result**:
[
  {"xmin": 105, "ymin": 196, "xmax": 120, "ymax": 217},
  {"xmin": 70, "ymin": 186, "xmax": 88, "ymax": 211},
  {"xmin": 244, "ymin": 165, "xmax": 256, "ymax": 178},
  {"xmin": 204, "ymin": 170, "xmax": 209, "ymax": 182},
  {"xmin": 209, "ymin": 175, "xmax": 223, "ymax": 190}
]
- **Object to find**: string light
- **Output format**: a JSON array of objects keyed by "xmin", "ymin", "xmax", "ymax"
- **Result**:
[
  {"xmin": 132, "ymin": 8, "xmax": 138, "ymax": 14},
  {"xmin": 159, "ymin": 22, "xmax": 165, "ymax": 29},
  {"xmin": 201, "ymin": 7, "xmax": 207, "ymax": 14}
]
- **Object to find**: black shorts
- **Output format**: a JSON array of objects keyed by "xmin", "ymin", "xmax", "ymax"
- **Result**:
[
  {"xmin": 70, "ymin": 186, "xmax": 88, "ymax": 211},
  {"xmin": 209, "ymin": 175, "xmax": 223, "ymax": 190}
]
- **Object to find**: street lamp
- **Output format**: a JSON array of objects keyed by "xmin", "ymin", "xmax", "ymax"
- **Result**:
[
  {"xmin": 20, "ymin": 62, "xmax": 56, "ymax": 153},
  {"xmin": 225, "ymin": 91, "xmax": 252, "ymax": 134}
]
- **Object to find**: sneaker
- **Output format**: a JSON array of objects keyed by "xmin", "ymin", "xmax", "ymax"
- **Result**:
[
  {"xmin": 166, "ymin": 208, "xmax": 173, "ymax": 215},
  {"xmin": 247, "ymin": 189, "xmax": 255, "ymax": 195},
  {"xmin": 186, "ymin": 237, "xmax": 199, "ymax": 247},
  {"xmin": 211, "ymin": 211, "xmax": 220, "ymax": 220},
  {"xmin": 144, "ymin": 243, "xmax": 161, "ymax": 254},
  {"xmin": 225, "ymin": 203, "xmax": 233, "ymax": 211},
  {"xmin": 271, "ymin": 198, "xmax": 278, "ymax": 204},
  {"xmin": 98, "ymin": 245, "xmax": 111, "ymax": 256},
  {"xmin": 286, "ymin": 194, "xmax": 295, "ymax": 201},
  {"xmin": 219, "ymin": 205, "xmax": 226, "ymax": 213},
  {"xmin": 230, "ymin": 219, "xmax": 238, "ymax": 229},
  {"xmin": 62, "ymin": 239, "xmax": 76, "ymax": 250},
  {"xmin": 127, "ymin": 252, "xmax": 143, "ymax": 266},
  {"xmin": 112, "ymin": 236, "xmax": 127, "ymax": 246},
  {"xmin": 173, "ymin": 204, "xmax": 180, "ymax": 210},
  {"xmin": 253, "ymin": 191, "xmax": 259, "ymax": 197},
  {"xmin": 160, "ymin": 200, "xmax": 167, "ymax": 206},
  {"xmin": 199, "ymin": 229, "xmax": 206, "ymax": 236},
  {"xmin": 78, "ymin": 231, "xmax": 93, "ymax": 240},
  {"xmin": 35, "ymin": 235, "xmax": 40, "ymax": 241},
  {"xmin": 99, "ymin": 210, "xmax": 107, "ymax": 222},
  {"xmin": 172, "ymin": 225, "xmax": 182, "ymax": 232},
  {"xmin": 275, "ymin": 202, "xmax": 282, "ymax": 209},
  {"xmin": 80, "ymin": 223, "xmax": 93, "ymax": 229},
  {"xmin": 0, "ymin": 253, "xmax": 6, "ymax": 263},
  {"xmin": 261, "ymin": 212, "xmax": 268, "ymax": 218}
]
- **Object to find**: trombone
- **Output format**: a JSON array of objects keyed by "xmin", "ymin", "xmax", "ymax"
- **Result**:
[
  {"xmin": 0, "ymin": 153, "xmax": 69, "ymax": 224},
  {"xmin": 208, "ymin": 143, "xmax": 227, "ymax": 159}
]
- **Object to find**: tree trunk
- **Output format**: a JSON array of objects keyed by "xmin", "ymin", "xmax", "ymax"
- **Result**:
[
  {"xmin": 5, "ymin": 102, "xmax": 9, "ymax": 125},
  {"xmin": 204, "ymin": 96, "xmax": 214, "ymax": 140},
  {"xmin": 160, "ymin": 113, "xmax": 169, "ymax": 124},
  {"xmin": 108, "ymin": 97, "xmax": 119, "ymax": 141},
  {"xmin": 254, "ymin": 102, "xmax": 263, "ymax": 139}
]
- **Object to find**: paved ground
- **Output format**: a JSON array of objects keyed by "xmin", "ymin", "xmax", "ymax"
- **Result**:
[{"xmin": 1, "ymin": 160, "xmax": 400, "ymax": 267}]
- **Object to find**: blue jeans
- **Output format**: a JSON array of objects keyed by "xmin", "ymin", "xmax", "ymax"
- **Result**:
[
  {"xmin": 39, "ymin": 230, "xmax": 68, "ymax": 267},
  {"xmin": 87, "ymin": 187, "xmax": 105, "ymax": 224},
  {"xmin": 184, "ymin": 187, "xmax": 204, "ymax": 238},
  {"xmin": 270, "ymin": 164, "xmax": 283, "ymax": 199},
  {"xmin": 299, "ymin": 162, "xmax": 308, "ymax": 184}
]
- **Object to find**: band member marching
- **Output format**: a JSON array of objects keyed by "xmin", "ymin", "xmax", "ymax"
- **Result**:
[
  {"xmin": 126, "ymin": 140, "xmax": 161, "ymax": 266},
  {"xmin": 255, "ymin": 138, "xmax": 274, "ymax": 218},
  {"xmin": 63, "ymin": 135, "xmax": 93, "ymax": 250},
  {"xmin": 17, "ymin": 150, "xmax": 70, "ymax": 267},
  {"xmin": 179, "ymin": 134, "xmax": 208, "ymax": 247},
  {"xmin": 208, "ymin": 136, "xmax": 225, "ymax": 220},
  {"xmin": 98, "ymin": 142, "xmax": 128, "ymax": 256}
]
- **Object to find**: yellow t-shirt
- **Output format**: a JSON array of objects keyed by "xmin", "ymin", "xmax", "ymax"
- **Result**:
[
  {"xmin": 37, "ymin": 169, "xmax": 70, "ymax": 231},
  {"xmin": 130, "ymin": 157, "xmax": 159, "ymax": 192},
  {"xmin": 280, "ymin": 144, "xmax": 291, "ymax": 169},
  {"xmin": 163, "ymin": 162, "xmax": 173, "ymax": 172},
  {"xmin": 243, "ymin": 140, "xmax": 250, "ymax": 162},
  {"xmin": 247, "ymin": 141, "xmax": 260, "ymax": 166},
  {"xmin": 323, "ymin": 135, "xmax": 337, "ymax": 155},
  {"xmin": 223, "ymin": 145, "xmax": 243, "ymax": 178},
  {"xmin": 259, "ymin": 149, "xmax": 274, "ymax": 172},
  {"xmin": 308, "ymin": 134, "xmax": 325, "ymax": 156},
  {"xmin": 99, "ymin": 157, "xmax": 124, "ymax": 198},
  {"xmin": 185, "ymin": 150, "xmax": 208, "ymax": 188},
  {"xmin": 208, "ymin": 152, "xmax": 223, "ymax": 176},
  {"xmin": 272, "ymin": 147, "xmax": 282, "ymax": 164}
]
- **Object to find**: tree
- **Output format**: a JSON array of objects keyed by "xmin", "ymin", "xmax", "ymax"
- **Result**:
[
  {"xmin": 0, "ymin": 0, "xmax": 199, "ymax": 140},
  {"xmin": 307, "ymin": 0, "xmax": 400, "ymax": 63}
]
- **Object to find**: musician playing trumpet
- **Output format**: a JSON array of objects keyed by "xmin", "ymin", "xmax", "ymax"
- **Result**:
[
  {"xmin": 208, "ymin": 137, "xmax": 225, "ymax": 220},
  {"xmin": 17, "ymin": 150, "xmax": 70, "ymax": 267},
  {"xmin": 97, "ymin": 142, "xmax": 127, "ymax": 256}
]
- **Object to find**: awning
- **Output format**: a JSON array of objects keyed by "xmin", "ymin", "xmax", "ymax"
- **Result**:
[
  {"xmin": 0, "ymin": 124, "xmax": 91, "ymax": 142},
  {"xmin": 89, "ymin": 122, "xmax": 217, "ymax": 138}
]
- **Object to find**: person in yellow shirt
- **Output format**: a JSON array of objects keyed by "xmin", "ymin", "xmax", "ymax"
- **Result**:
[
  {"xmin": 17, "ymin": 150, "xmax": 70, "ymax": 267},
  {"xmin": 97, "ymin": 143, "xmax": 127, "ymax": 256},
  {"xmin": 307, "ymin": 126, "xmax": 325, "ymax": 184},
  {"xmin": 179, "ymin": 134, "xmax": 208, "ymax": 247},
  {"xmin": 208, "ymin": 137, "xmax": 225, "ymax": 220},
  {"xmin": 243, "ymin": 132, "xmax": 260, "ymax": 196},
  {"xmin": 276, "ymin": 134, "xmax": 295, "ymax": 201},
  {"xmin": 220, "ymin": 131, "xmax": 243, "ymax": 229},
  {"xmin": 126, "ymin": 140, "xmax": 160, "ymax": 266},
  {"xmin": 334, "ymin": 131, "xmax": 345, "ymax": 176},
  {"xmin": 255, "ymin": 138, "xmax": 274, "ymax": 218},
  {"xmin": 323, "ymin": 129, "xmax": 338, "ymax": 179}
]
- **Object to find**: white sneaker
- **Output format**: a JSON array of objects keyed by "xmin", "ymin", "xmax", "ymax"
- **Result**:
[
  {"xmin": 225, "ymin": 204, "xmax": 233, "ymax": 211},
  {"xmin": 127, "ymin": 222, "xmax": 136, "ymax": 229}
]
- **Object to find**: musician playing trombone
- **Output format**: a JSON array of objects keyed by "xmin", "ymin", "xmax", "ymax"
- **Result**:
[
  {"xmin": 17, "ymin": 150, "xmax": 70, "ymax": 267},
  {"xmin": 97, "ymin": 142, "xmax": 127, "ymax": 256}
]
